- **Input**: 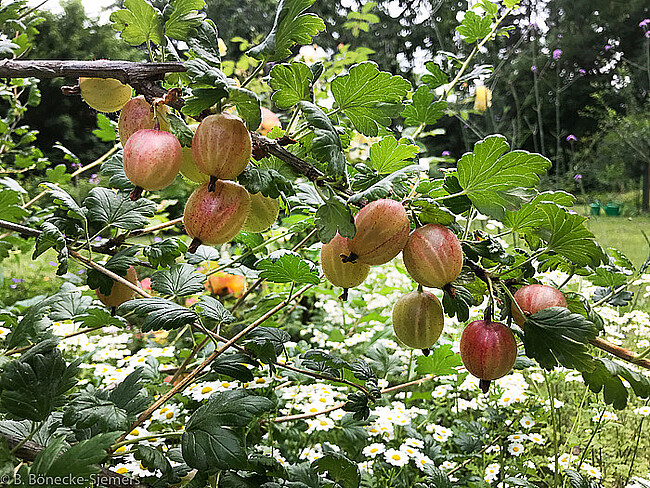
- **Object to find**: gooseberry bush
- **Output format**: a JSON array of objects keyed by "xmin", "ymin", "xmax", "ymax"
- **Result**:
[{"xmin": 0, "ymin": 0, "xmax": 649, "ymax": 487}]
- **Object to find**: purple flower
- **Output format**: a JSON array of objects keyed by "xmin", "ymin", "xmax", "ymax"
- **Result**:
[
  {"xmin": 646, "ymin": 31, "xmax": 650, "ymax": 38},
  {"xmin": 566, "ymin": 134, "xmax": 577, "ymax": 142},
  {"xmin": 557, "ymin": 34, "xmax": 563, "ymax": 38},
  {"xmin": 77, "ymin": 269, "xmax": 85, "ymax": 275},
  {"xmin": 639, "ymin": 19, "xmax": 650, "ymax": 28},
  {"xmin": 48, "ymin": 261, "xmax": 57, "ymax": 267},
  {"xmin": 10, "ymin": 285, "xmax": 17, "ymax": 289},
  {"xmin": 605, "ymin": 44, "xmax": 612, "ymax": 51},
  {"xmin": 154, "ymin": 236, "xmax": 162, "ymax": 242},
  {"xmin": 574, "ymin": 174, "xmax": 582, "ymax": 181},
  {"xmin": 552, "ymin": 49, "xmax": 562, "ymax": 60},
  {"xmin": 12, "ymin": 278, "xmax": 24, "ymax": 283},
  {"xmin": 442, "ymin": 150, "xmax": 451, "ymax": 156},
  {"xmin": 579, "ymin": 68, "xmax": 586, "ymax": 75},
  {"xmin": 88, "ymin": 174, "xmax": 99, "ymax": 184},
  {"xmin": 531, "ymin": 65, "xmax": 537, "ymax": 73}
]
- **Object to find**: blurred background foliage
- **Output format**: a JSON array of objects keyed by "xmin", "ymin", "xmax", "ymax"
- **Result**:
[{"xmin": 13, "ymin": 0, "xmax": 650, "ymax": 211}]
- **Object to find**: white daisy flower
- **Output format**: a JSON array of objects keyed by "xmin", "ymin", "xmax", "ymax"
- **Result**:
[
  {"xmin": 384, "ymin": 448, "xmax": 409, "ymax": 467},
  {"xmin": 508, "ymin": 442, "xmax": 525, "ymax": 456},
  {"xmin": 362, "ymin": 443, "xmax": 385, "ymax": 458}
]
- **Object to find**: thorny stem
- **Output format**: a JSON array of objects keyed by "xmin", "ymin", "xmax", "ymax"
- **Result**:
[
  {"xmin": 114, "ymin": 284, "xmax": 314, "ymax": 445},
  {"xmin": 443, "ymin": 8, "xmax": 514, "ymax": 99},
  {"xmin": 241, "ymin": 61, "xmax": 264, "ymax": 89},
  {"xmin": 544, "ymin": 370, "xmax": 559, "ymax": 488},
  {"xmin": 70, "ymin": 250, "xmax": 152, "ymax": 299}
]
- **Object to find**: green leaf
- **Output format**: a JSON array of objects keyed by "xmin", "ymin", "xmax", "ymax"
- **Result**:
[
  {"xmin": 135, "ymin": 445, "xmax": 179, "ymax": 482},
  {"xmin": 456, "ymin": 135, "xmax": 551, "ymax": 219},
  {"xmin": 315, "ymin": 196, "xmax": 355, "ymax": 243},
  {"xmin": 182, "ymin": 389, "xmax": 272, "ymax": 473},
  {"xmin": 85, "ymin": 187, "xmax": 155, "ymax": 230},
  {"xmin": 245, "ymin": 327, "xmax": 291, "ymax": 365},
  {"xmin": 503, "ymin": 191, "xmax": 575, "ymax": 233},
  {"xmin": 368, "ymin": 136, "xmax": 419, "ymax": 174},
  {"xmin": 185, "ymin": 58, "xmax": 229, "ymax": 86},
  {"xmin": 76, "ymin": 308, "xmax": 125, "ymax": 329},
  {"xmin": 534, "ymin": 204, "xmax": 605, "ymax": 267},
  {"xmin": 401, "ymin": 86, "xmax": 447, "ymax": 127},
  {"xmin": 0, "ymin": 240, "xmax": 11, "ymax": 262},
  {"xmin": 421, "ymin": 62, "xmax": 449, "ymax": 90},
  {"xmin": 255, "ymin": 250, "xmax": 320, "ymax": 284},
  {"xmin": 415, "ymin": 344, "xmax": 462, "ymax": 376},
  {"xmin": 211, "ymin": 353, "xmax": 259, "ymax": 383},
  {"xmin": 441, "ymin": 285, "xmax": 475, "ymax": 322},
  {"xmin": 151, "ymin": 263, "xmax": 206, "ymax": 297},
  {"xmin": 86, "ymin": 246, "xmax": 140, "ymax": 295},
  {"xmin": 331, "ymin": 62, "xmax": 411, "ymax": 136},
  {"xmin": 118, "ymin": 298, "xmax": 198, "ymax": 331},
  {"xmin": 522, "ymin": 307, "xmax": 598, "ymax": 372},
  {"xmin": 63, "ymin": 393, "xmax": 130, "ymax": 431},
  {"xmin": 348, "ymin": 164, "xmax": 421, "ymax": 205},
  {"xmin": 228, "ymin": 87, "xmax": 262, "ymax": 130},
  {"xmin": 143, "ymin": 237, "xmax": 188, "ymax": 268},
  {"xmin": 31, "ymin": 432, "xmax": 119, "ymax": 484},
  {"xmin": 188, "ymin": 19, "xmax": 221, "ymax": 65},
  {"xmin": 0, "ymin": 340, "xmax": 78, "ymax": 422},
  {"xmin": 110, "ymin": 0, "xmax": 164, "ymax": 46},
  {"xmin": 42, "ymin": 182, "xmax": 87, "ymax": 221},
  {"xmin": 247, "ymin": 0, "xmax": 326, "ymax": 62},
  {"xmin": 164, "ymin": 0, "xmax": 206, "ymax": 41},
  {"xmin": 167, "ymin": 113, "xmax": 194, "ymax": 147},
  {"xmin": 412, "ymin": 199, "xmax": 456, "ymax": 226},
  {"xmin": 182, "ymin": 87, "xmax": 229, "ymax": 117},
  {"xmin": 33, "ymin": 222, "xmax": 68, "ymax": 276},
  {"xmin": 200, "ymin": 389, "xmax": 274, "ymax": 427},
  {"xmin": 0, "ymin": 188, "xmax": 28, "ymax": 222},
  {"xmin": 45, "ymin": 164, "xmax": 72, "ymax": 185},
  {"xmin": 456, "ymin": 10, "xmax": 492, "ymax": 43},
  {"xmin": 298, "ymin": 101, "xmax": 347, "ymax": 178},
  {"xmin": 192, "ymin": 295, "xmax": 235, "ymax": 324},
  {"xmin": 4, "ymin": 296, "xmax": 57, "ymax": 349},
  {"xmin": 110, "ymin": 368, "xmax": 151, "ymax": 416},
  {"xmin": 312, "ymin": 452, "xmax": 360, "ymax": 488},
  {"xmin": 238, "ymin": 166, "xmax": 295, "ymax": 199},
  {"xmin": 101, "ymin": 152, "xmax": 134, "ymax": 192},
  {"xmin": 49, "ymin": 287, "xmax": 92, "ymax": 321},
  {"xmin": 415, "ymin": 464, "xmax": 453, "ymax": 488},
  {"xmin": 270, "ymin": 62, "xmax": 313, "ymax": 109},
  {"xmin": 565, "ymin": 469, "xmax": 605, "ymax": 488},
  {"xmin": 92, "ymin": 113, "xmax": 117, "ymax": 142},
  {"xmin": 583, "ymin": 358, "xmax": 650, "ymax": 410}
]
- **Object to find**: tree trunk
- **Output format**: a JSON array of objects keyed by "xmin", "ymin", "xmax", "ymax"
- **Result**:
[{"xmin": 641, "ymin": 163, "xmax": 650, "ymax": 212}]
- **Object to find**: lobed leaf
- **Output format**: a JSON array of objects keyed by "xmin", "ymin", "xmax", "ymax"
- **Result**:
[{"xmin": 331, "ymin": 62, "xmax": 411, "ymax": 136}]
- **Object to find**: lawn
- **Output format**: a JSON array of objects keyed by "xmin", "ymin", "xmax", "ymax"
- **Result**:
[{"xmin": 583, "ymin": 215, "xmax": 650, "ymax": 269}]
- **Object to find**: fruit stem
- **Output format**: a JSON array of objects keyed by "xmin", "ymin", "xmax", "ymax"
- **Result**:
[
  {"xmin": 188, "ymin": 237, "xmax": 202, "ymax": 254},
  {"xmin": 422, "ymin": 348, "xmax": 430, "ymax": 356},
  {"xmin": 479, "ymin": 379, "xmax": 491, "ymax": 393},
  {"xmin": 208, "ymin": 176, "xmax": 217, "ymax": 192},
  {"xmin": 417, "ymin": 284, "xmax": 424, "ymax": 293},
  {"xmin": 129, "ymin": 186, "xmax": 143, "ymax": 201},
  {"xmin": 340, "ymin": 288, "xmax": 349, "ymax": 301}
]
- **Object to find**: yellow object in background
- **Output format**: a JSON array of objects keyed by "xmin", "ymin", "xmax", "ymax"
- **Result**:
[{"xmin": 474, "ymin": 85, "xmax": 492, "ymax": 112}]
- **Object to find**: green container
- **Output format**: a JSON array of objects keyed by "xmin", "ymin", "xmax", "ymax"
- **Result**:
[
  {"xmin": 589, "ymin": 202, "xmax": 601, "ymax": 216},
  {"xmin": 604, "ymin": 203, "xmax": 620, "ymax": 216}
]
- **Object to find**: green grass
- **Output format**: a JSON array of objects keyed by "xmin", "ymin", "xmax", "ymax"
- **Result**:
[{"xmin": 582, "ymin": 214, "xmax": 650, "ymax": 269}]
